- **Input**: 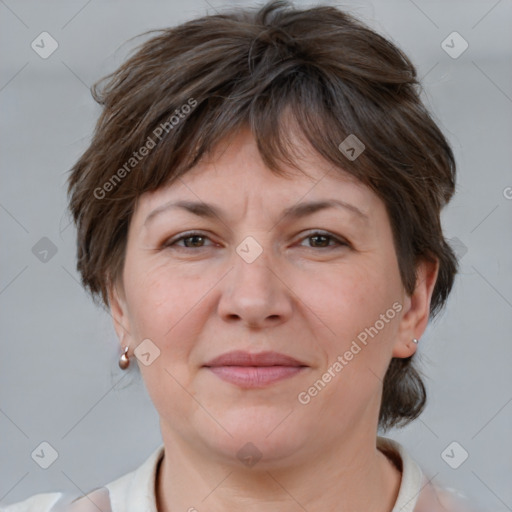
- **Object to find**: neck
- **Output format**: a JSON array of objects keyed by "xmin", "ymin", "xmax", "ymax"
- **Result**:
[{"xmin": 155, "ymin": 430, "xmax": 402, "ymax": 512}]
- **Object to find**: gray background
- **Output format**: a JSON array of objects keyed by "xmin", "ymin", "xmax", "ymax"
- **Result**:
[{"xmin": 1, "ymin": 0, "xmax": 511, "ymax": 510}]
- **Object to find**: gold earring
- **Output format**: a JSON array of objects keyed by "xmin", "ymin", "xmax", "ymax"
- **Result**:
[{"xmin": 119, "ymin": 346, "xmax": 130, "ymax": 370}]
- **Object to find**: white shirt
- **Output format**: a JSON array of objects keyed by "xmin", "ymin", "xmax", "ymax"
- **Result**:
[{"xmin": 1, "ymin": 437, "xmax": 479, "ymax": 512}]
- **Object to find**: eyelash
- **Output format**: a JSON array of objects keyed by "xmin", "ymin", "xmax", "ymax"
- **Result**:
[{"xmin": 163, "ymin": 230, "xmax": 349, "ymax": 251}]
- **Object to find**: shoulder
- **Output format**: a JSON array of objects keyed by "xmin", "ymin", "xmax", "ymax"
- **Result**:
[
  {"xmin": 1, "ymin": 487, "xmax": 112, "ymax": 512},
  {"xmin": 419, "ymin": 483, "xmax": 483, "ymax": 512},
  {"xmin": 1, "ymin": 491, "xmax": 65, "ymax": 512},
  {"xmin": 414, "ymin": 480, "xmax": 483, "ymax": 512},
  {"xmin": 2, "ymin": 444, "xmax": 164, "ymax": 512},
  {"xmin": 377, "ymin": 437, "xmax": 483, "ymax": 512}
]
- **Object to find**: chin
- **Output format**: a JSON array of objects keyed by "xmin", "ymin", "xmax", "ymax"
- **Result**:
[{"xmin": 196, "ymin": 412, "xmax": 308, "ymax": 467}]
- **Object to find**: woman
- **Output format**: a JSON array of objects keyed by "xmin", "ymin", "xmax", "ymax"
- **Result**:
[{"xmin": 3, "ymin": 1, "xmax": 481, "ymax": 510}]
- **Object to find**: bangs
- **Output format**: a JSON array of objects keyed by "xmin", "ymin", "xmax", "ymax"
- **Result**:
[{"xmin": 126, "ymin": 70, "xmax": 365, "ymax": 197}]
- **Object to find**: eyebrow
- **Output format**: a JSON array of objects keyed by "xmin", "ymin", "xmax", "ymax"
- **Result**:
[{"xmin": 144, "ymin": 198, "xmax": 369, "ymax": 227}]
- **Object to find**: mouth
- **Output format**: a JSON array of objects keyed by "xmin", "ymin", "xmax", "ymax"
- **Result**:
[{"xmin": 203, "ymin": 350, "xmax": 308, "ymax": 388}]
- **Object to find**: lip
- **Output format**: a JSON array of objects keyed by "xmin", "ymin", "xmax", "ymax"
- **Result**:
[
  {"xmin": 203, "ymin": 350, "xmax": 307, "ymax": 368},
  {"xmin": 203, "ymin": 350, "xmax": 308, "ymax": 388}
]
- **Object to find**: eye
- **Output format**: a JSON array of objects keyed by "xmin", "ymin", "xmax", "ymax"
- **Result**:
[
  {"xmin": 298, "ymin": 231, "xmax": 349, "ymax": 250},
  {"xmin": 163, "ymin": 231, "xmax": 215, "ymax": 249}
]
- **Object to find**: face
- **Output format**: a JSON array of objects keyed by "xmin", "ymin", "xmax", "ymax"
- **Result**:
[{"xmin": 109, "ymin": 127, "xmax": 438, "ymax": 467}]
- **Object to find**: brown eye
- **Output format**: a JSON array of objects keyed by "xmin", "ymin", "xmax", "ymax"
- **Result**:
[
  {"xmin": 299, "ymin": 231, "xmax": 348, "ymax": 249},
  {"xmin": 163, "ymin": 232, "xmax": 214, "ymax": 249}
]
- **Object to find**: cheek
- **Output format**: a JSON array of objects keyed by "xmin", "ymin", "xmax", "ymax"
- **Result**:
[
  {"xmin": 303, "ymin": 266, "xmax": 396, "ymax": 423},
  {"xmin": 124, "ymin": 264, "xmax": 208, "ymax": 414},
  {"xmin": 296, "ymin": 261, "xmax": 401, "ymax": 407},
  {"xmin": 124, "ymin": 260, "xmax": 216, "ymax": 366},
  {"xmin": 126, "ymin": 259, "xmax": 194, "ymax": 322},
  {"xmin": 295, "ymin": 261, "xmax": 395, "ymax": 342}
]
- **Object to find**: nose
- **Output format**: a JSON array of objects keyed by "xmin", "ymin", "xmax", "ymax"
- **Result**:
[{"xmin": 217, "ymin": 242, "xmax": 294, "ymax": 329}]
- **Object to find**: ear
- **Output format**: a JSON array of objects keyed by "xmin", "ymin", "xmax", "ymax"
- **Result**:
[
  {"xmin": 107, "ymin": 280, "xmax": 132, "ymax": 348},
  {"xmin": 393, "ymin": 257, "xmax": 439, "ymax": 358}
]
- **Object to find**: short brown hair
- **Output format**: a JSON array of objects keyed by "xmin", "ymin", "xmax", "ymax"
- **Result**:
[{"xmin": 67, "ymin": 0, "xmax": 458, "ymax": 431}]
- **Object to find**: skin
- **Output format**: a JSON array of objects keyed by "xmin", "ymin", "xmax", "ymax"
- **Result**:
[{"xmin": 109, "ymin": 126, "xmax": 439, "ymax": 512}]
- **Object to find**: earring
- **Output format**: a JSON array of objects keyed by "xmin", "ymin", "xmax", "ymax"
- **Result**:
[
  {"xmin": 119, "ymin": 346, "xmax": 130, "ymax": 370},
  {"xmin": 412, "ymin": 338, "xmax": 419, "ymax": 344}
]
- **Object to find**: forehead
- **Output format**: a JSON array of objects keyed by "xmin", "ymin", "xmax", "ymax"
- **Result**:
[{"xmin": 135, "ymin": 128, "xmax": 379, "ymax": 221}]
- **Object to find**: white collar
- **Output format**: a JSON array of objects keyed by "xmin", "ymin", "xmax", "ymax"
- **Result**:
[
  {"xmin": 105, "ymin": 443, "xmax": 164, "ymax": 512},
  {"xmin": 377, "ymin": 437, "xmax": 424, "ymax": 512}
]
